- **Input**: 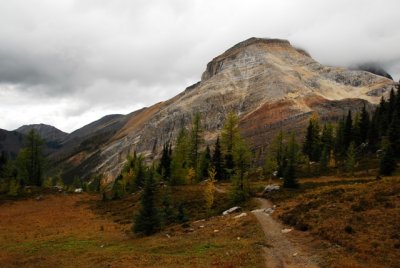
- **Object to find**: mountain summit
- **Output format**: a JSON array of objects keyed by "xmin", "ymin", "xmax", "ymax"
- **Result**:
[{"xmin": 52, "ymin": 37, "xmax": 397, "ymax": 180}]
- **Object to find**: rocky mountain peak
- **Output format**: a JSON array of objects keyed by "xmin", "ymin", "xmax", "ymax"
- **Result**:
[{"xmin": 201, "ymin": 37, "xmax": 306, "ymax": 81}]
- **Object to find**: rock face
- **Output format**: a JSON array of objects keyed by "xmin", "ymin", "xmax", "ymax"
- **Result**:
[{"xmin": 51, "ymin": 37, "xmax": 397, "ymax": 180}]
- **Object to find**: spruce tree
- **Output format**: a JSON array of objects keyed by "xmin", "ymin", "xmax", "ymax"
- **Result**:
[
  {"xmin": 358, "ymin": 104, "xmax": 370, "ymax": 144},
  {"xmin": 380, "ymin": 138, "xmax": 396, "ymax": 176},
  {"xmin": 283, "ymin": 133, "xmax": 299, "ymax": 188},
  {"xmin": 343, "ymin": 110, "xmax": 353, "ymax": 149},
  {"xmin": 133, "ymin": 169, "xmax": 160, "ymax": 236},
  {"xmin": 16, "ymin": 129, "xmax": 45, "ymax": 186},
  {"xmin": 170, "ymin": 127, "xmax": 190, "ymax": 185},
  {"xmin": 302, "ymin": 114, "xmax": 321, "ymax": 162},
  {"xmin": 231, "ymin": 139, "xmax": 252, "ymax": 204},
  {"xmin": 158, "ymin": 143, "xmax": 172, "ymax": 180},
  {"xmin": 346, "ymin": 142, "xmax": 357, "ymax": 176},
  {"xmin": 189, "ymin": 113, "xmax": 203, "ymax": 176},
  {"xmin": 221, "ymin": 112, "xmax": 241, "ymax": 180},
  {"xmin": 199, "ymin": 145, "xmax": 211, "ymax": 180},
  {"xmin": 212, "ymin": 137, "xmax": 224, "ymax": 180},
  {"xmin": 271, "ymin": 131, "xmax": 285, "ymax": 177}
]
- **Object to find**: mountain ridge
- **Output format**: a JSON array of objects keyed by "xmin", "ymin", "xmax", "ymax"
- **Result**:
[{"xmin": 37, "ymin": 38, "xmax": 399, "ymax": 180}]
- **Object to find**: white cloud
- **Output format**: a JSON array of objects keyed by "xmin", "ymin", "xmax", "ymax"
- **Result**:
[{"xmin": 0, "ymin": 0, "xmax": 399, "ymax": 132}]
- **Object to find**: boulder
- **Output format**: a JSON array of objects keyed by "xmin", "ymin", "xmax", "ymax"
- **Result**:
[{"xmin": 222, "ymin": 206, "xmax": 241, "ymax": 215}]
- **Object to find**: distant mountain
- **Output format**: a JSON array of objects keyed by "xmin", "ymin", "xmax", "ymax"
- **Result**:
[
  {"xmin": 355, "ymin": 63, "xmax": 393, "ymax": 80},
  {"xmin": 16, "ymin": 124, "xmax": 68, "ymax": 143},
  {"xmin": 0, "ymin": 129, "xmax": 24, "ymax": 159},
  {"xmin": 51, "ymin": 37, "xmax": 396, "ymax": 180}
]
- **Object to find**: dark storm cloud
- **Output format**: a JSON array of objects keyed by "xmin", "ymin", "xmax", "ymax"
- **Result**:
[{"xmin": 1, "ymin": 0, "xmax": 400, "ymax": 132}]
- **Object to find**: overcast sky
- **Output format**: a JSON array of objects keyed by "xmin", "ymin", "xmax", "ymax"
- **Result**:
[{"xmin": 1, "ymin": 0, "xmax": 400, "ymax": 133}]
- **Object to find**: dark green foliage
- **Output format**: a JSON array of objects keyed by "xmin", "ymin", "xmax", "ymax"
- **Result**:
[
  {"xmin": 16, "ymin": 129, "xmax": 46, "ymax": 186},
  {"xmin": 160, "ymin": 189, "xmax": 175, "ymax": 226},
  {"xmin": 221, "ymin": 113, "xmax": 240, "ymax": 180},
  {"xmin": 303, "ymin": 115, "xmax": 321, "ymax": 162},
  {"xmin": 380, "ymin": 139, "xmax": 396, "ymax": 176},
  {"xmin": 189, "ymin": 113, "xmax": 203, "ymax": 176},
  {"xmin": 158, "ymin": 143, "xmax": 172, "ymax": 180},
  {"xmin": 177, "ymin": 203, "xmax": 189, "ymax": 223},
  {"xmin": 271, "ymin": 131, "xmax": 285, "ymax": 177},
  {"xmin": 344, "ymin": 110, "xmax": 353, "ymax": 149},
  {"xmin": 199, "ymin": 145, "xmax": 211, "ymax": 180},
  {"xmin": 358, "ymin": 104, "xmax": 370, "ymax": 145},
  {"xmin": 283, "ymin": 133, "xmax": 299, "ymax": 189},
  {"xmin": 170, "ymin": 127, "xmax": 190, "ymax": 185},
  {"xmin": 211, "ymin": 137, "xmax": 224, "ymax": 181},
  {"xmin": 230, "ymin": 139, "xmax": 252, "ymax": 204},
  {"xmin": 133, "ymin": 170, "xmax": 160, "ymax": 236}
]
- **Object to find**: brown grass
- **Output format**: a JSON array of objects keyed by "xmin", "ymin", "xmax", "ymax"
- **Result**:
[
  {"xmin": 0, "ymin": 189, "xmax": 265, "ymax": 267},
  {"xmin": 267, "ymin": 176, "xmax": 400, "ymax": 268}
]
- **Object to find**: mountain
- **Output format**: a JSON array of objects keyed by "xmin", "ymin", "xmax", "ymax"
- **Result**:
[
  {"xmin": 51, "ymin": 37, "xmax": 397, "ymax": 180},
  {"xmin": 0, "ymin": 129, "xmax": 24, "ymax": 159},
  {"xmin": 16, "ymin": 124, "xmax": 68, "ymax": 144}
]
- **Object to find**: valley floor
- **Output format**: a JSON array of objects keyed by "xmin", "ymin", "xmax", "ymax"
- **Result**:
[{"xmin": 0, "ymin": 175, "xmax": 399, "ymax": 267}]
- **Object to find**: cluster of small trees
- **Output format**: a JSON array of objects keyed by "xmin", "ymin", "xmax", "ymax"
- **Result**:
[
  {"xmin": 131, "ymin": 112, "xmax": 253, "ymax": 235},
  {"xmin": 0, "ymin": 130, "xmax": 47, "ymax": 196},
  {"xmin": 298, "ymin": 88, "xmax": 400, "ymax": 176}
]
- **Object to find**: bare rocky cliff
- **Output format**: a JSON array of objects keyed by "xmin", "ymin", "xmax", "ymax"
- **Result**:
[{"xmin": 53, "ymin": 37, "xmax": 397, "ymax": 180}]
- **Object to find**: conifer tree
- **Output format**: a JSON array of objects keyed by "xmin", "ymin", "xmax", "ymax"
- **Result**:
[
  {"xmin": 199, "ymin": 145, "xmax": 211, "ymax": 180},
  {"xmin": 231, "ymin": 139, "xmax": 252, "ymax": 204},
  {"xmin": 283, "ymin": 133, "xmax": 299, "ymax": 188},
  {"xmin": 343, "ymin": 110, "xmax": 353, "ymax": 149},
  {"xmin": 263, "ymin": 152, "xmax": 277, "ymax": 181},
  {"xmin": 380, "ymin": 138, "xmax": 396, "ymax": 176},
  {"xmin": 388, "ymin": 109, "xmax": 400, "ymax": 157},
  {"xmin": 170, "ymin": 127, "xmax": 190, "ymax": 185},
  {"xmin": 158, "ymin": 143, "xmax": 172, "ymax": 180},
  {"xmin": 221, "ymin": 112, "xmax": 241, "ymax": 180},
  {"xmin": 133, "ymin": 169, "xmax": 160, "ymax": 235},
  {"xmin": 16, "ymin": 129, "xmax": 46, "ymax": 186},
  {"xmin": 346, "ymin": 142, "xmax": 357, "ymax": 176},
  {"xmin": 303, "ymin": 114, "xmax": 321, "ymax": 162},
  {"xmin": 212, "ymin": 137, "xmax": 224, "ymax": 180},
  {"xmin": 358, "ymin": 104, "xmax": 370, "ymax": 144},
  {"xmin": 270, "ymin": 131, "xmax": 285, "ymax": 177},
  {"xmin": 189, "ymin": 113, "xmax": 203, "ymax": 176}
]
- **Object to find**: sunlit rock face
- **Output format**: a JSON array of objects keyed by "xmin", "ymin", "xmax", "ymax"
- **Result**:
[{"xmin": 54, "ymin": 37, "xmax": 397, "ymax": 179}]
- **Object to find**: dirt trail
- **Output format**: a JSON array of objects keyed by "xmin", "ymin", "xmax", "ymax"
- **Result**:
[{"xmin": 252, "ymin": 198, "xmax": 320, "ymax": 268}]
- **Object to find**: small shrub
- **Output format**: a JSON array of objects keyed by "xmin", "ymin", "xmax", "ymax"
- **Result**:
[{"xmin": 344, "ymin": 225, "xmax": 354, "ymax": 234}]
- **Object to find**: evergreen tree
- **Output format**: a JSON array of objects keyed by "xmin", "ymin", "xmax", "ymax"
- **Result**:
[
  {"xmin": 343, "ymin": 110, "xmax": 353, "ymax": 149},
  {"xmin": 221, "ymin": 112, "xmax": 241, "ymax": 180},
  {"xmin": 158, "ymin": 143, "xmax": 172, "ymax": 180},
  {"xmin": 368, "ymin": 109, "xmax": 380, "ymax": 152},
  {"xmin": 380, "ymin": 138, "xmax": 396, "ymax": 176},
  {"xmin": 160, "ymin": 188, "xmax": 175, "ymax": 226},
  {"xmin": 283, "ymin": 133, "xmax": 299, "ymax": 188},
  {"xmin": 302, "ymin": 114, "xmax": 321, "ymax": 161},
  {"xmin": 199, "ymin": 145, "xmax": 211, "ymax": 180},
  {"xmin": 189, "ymin": 113, "xmax": 203, "ymax": 176},
  {"xmin": 335, "ymin": 117, "xmax": 346, "ymax": 159},
  {"xmin": 319, "ymin": 144, "xmax": 329, "ymax": 174},
  {"xmin": 263, "ymin": 152, "xmax": 277, "ymax": 181},
  {"xmin": 358, "ymin": 104, "xmax": 370, "ymax": 144},
  {"xmin": 346, "ymin": 142, "xmax": 357, "ymax": 176},
  {"xmin": 388, "ymin": 109, "xmax": 400, "ymax": 157},
  {"xmin": 211, "ymin": 137, "xmax": 224, "ymax": 181},
  {"xmin": 16, "ymin": 129, "xmax": 46, "ymax": 186},
  {"xmin": 270, "ymin": 131, "xmax": 285, "ymax": 177},
  {"xmin": 133, "ymin": 169, "xmax": 160, "ymax": 236},
  {"xmin": 231, "ymin": 139, "xmax": 252, "ymax": 204},
  {"xmin": 170, "ymin": 128, "xmax": 190, "ymax": 185}
]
